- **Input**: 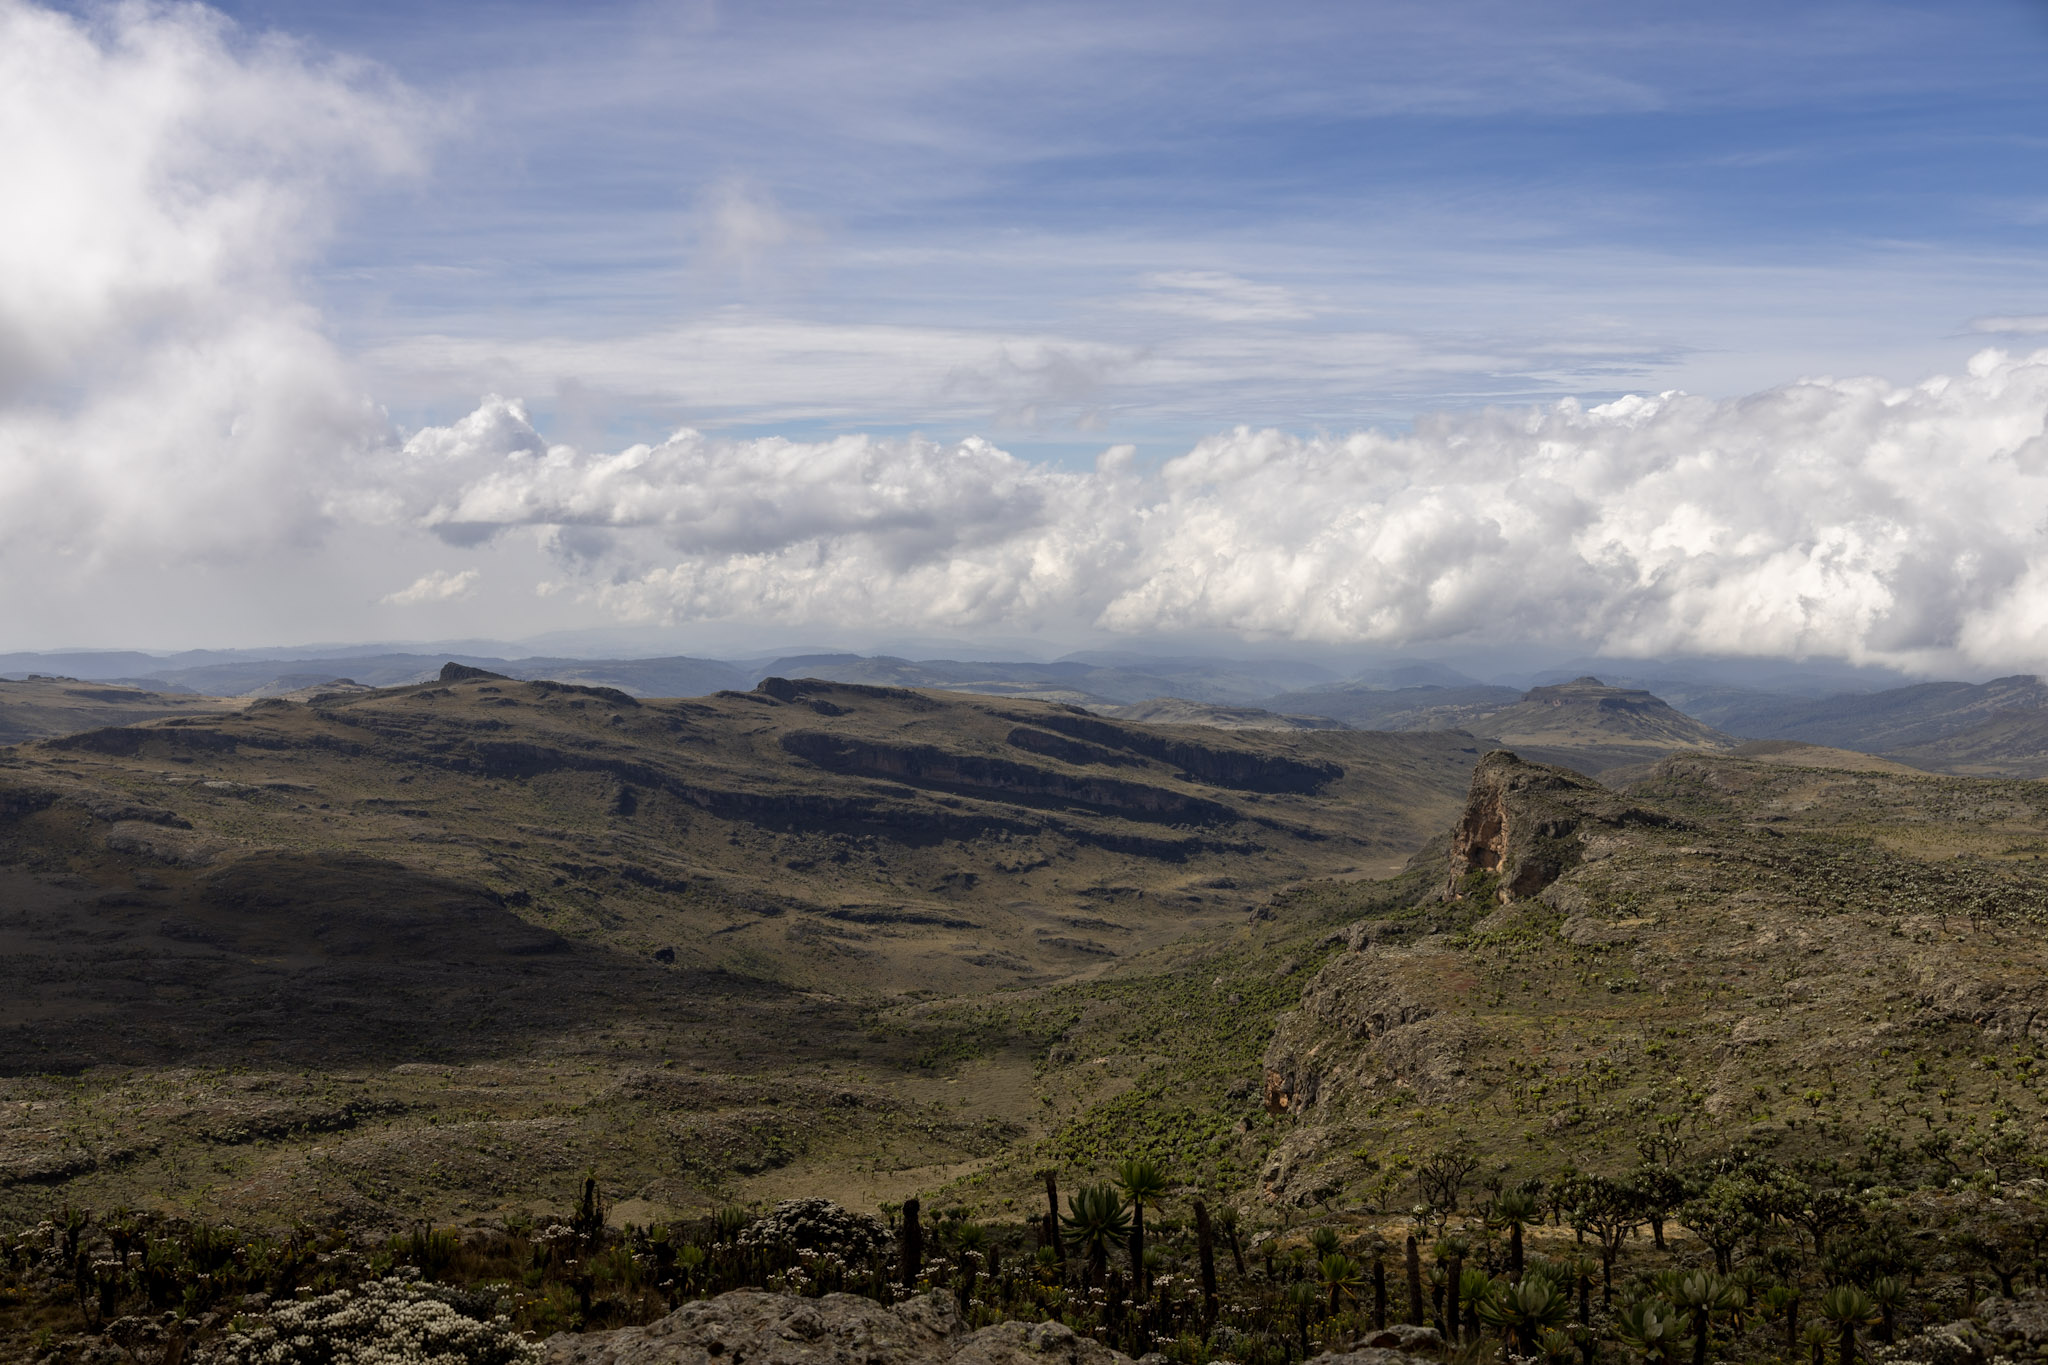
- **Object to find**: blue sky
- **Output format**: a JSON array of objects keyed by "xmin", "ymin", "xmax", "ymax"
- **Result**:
[
  {"xmin": 201, "ymin": 0, "xmax": 2048, "ymax": 457},
  {"xmin": 11, "ymin": 0, "xmax": 2048, "ymax": 661}
]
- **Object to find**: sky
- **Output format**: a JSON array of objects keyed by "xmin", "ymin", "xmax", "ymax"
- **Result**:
[{"xmin": 5, "ymin": 0, "xmax": 2048, "ymax": 670}]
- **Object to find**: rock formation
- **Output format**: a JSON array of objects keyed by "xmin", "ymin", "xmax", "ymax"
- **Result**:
[
  {"xmin": 1444, "ymin": 750, "xmax": 1674, "ymax": 902},
  {"xmin": 541, "ymin": 1290, "xmax": 1436, "ymax": 1365},
  {"xmin": 539, "ymin": 1290, "xmax": 1129, "ymax": 1365}
]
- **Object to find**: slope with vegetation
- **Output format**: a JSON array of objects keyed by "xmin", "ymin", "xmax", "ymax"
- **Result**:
[
  {"xmin": 0, "ymin": 677, "xmax": 241, "ymax": 745},
  {"xmin": 6, "ymin": 689, "xmax": 2048, "ymax": 1364},
  {"xmin": 0, "ymin": 668, "xmax": 1484, "ymax": 1240}
]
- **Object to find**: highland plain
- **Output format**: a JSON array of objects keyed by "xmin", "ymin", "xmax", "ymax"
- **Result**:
[{"xmin": 5, "ymin": 657, "xmax": 2048, "ymax": 1362}]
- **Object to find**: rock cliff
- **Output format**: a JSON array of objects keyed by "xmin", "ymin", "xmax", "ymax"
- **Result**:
[{"xmin": 1444, "ymin": 750, "xmax": 1675, "ymax": 901}]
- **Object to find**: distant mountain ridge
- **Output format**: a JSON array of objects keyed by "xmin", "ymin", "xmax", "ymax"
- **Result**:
[
  {"xmin": 12, "ymin": 645, "xmax": 2048, "ymax": 781},
  {"xmin": 1696, "ymin": 673, "xmax": 2048, "ymax": 750},
  {"xmin": 1481, "ymin": 675, "xmax": 1734, "ymax": 749}
]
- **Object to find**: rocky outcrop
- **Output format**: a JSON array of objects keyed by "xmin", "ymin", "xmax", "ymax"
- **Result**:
[
  {"xmin": 1261, "ymin": 939, "xmax": 1479, "ymax": 1127},
  {"xmin": 541, "ymin": 1291, "xmax": 1134, "ymax": 1365},
  {"xmin": 1445, "ymin": 750, "xmax": 1675, "ymax": 901},
  {"xmin": 1878, "ymin": 1289, "xmax": 2048, "ymax": 1365},
  {"xmin": 439, "ymin": 661, "xmax": 513, "ymax": 683},
  {"xmin": 1005, "ymin": 726, "xmax": 1142, "ymax": 768}
]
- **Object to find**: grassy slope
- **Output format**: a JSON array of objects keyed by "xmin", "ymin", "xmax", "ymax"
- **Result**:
[
  {"xmin": 9, "ymin": 681, "xmax": 2047, "ymax": 1255},
  {"xmin": 1249, "ymin": 752, "xmax": 2048, "ymax": 1219},
  {"xmin": 0, "ymin": 674, "xmax": 1483, "ymax": 1229},
  {"xmin": 0, "ymin": 678, "xmax": 241, "ymax": 745}
]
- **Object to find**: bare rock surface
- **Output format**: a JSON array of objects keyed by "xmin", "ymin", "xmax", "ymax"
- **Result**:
[
  {"xmin": 541, "ymin": 1291, "xmax": 1135, "ymax": 1365},
  {"xmin": 1348, "ymin": 1325, "xmax": 1442, "ymax": 1352},
  {"xmin": 1879, "ymin": 1290, "xmax": 2048, "ymax": 1365}
]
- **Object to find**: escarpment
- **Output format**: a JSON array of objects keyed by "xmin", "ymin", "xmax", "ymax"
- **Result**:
[
  {"xmin": 1445, "ymin": 749, "xmax": 1679, "ymax": 901},
  {"xmin": 1255, "ymin": 752, "xmax": 1698, "ymax": 1204}
]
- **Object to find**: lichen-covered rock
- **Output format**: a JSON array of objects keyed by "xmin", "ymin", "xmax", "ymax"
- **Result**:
[
  {"xmin": 542, "ymin": 1291, "xmax": 958, "ymax": 1365},
  {"xmin": 1310, "ymin": 1351, "xmax": 1432, "ymax": 1365},
  {"xmin": 540, "ymin": 1290, "xmax": 1136, "ymax": 1365},
  {"xmin": 949, "ymin": 1318, "xmax": 1128, "ymax": 1365},
  {"xmin": 1338, "ymin": 1323, "xmax": 1442, "ymax": 1353},
  {"xmin": 1878, "ymin": 1289, "xmax": 2048, "ymax": 1365}
]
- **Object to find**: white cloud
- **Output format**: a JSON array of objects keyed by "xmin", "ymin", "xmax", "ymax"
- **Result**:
[
  {"xmin": 691, "ymin": 177, "xmax": 810, "ymax": 279},
  {"xmin": 1125, "ymin": 272, "xmax": 1320, "ymax": 323},
  {"xmin": 0, "ymin": 0, "xmax": 422, "ymax": 568},
  {"xmin": 388, "ymin": 348, "xmax": 2048, "ymax": 673},
  {"xmin": 382, "ymin": 568, "xmax": 478, "ymax": 605},
  {"xmin": 1971, "ymin": 315, "xmax": 2048, "ymax": 335}
]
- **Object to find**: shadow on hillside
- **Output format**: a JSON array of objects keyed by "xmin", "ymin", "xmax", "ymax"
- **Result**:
[{"xmin": 0, "ymin": 852, "xmax": 839, "ymax": 1076}]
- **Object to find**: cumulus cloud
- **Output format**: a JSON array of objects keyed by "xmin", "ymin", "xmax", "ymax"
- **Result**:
[
  {"xmin": 0, "ymin": 0, "xmax": 421, "ymax": 567},
  {"xmin": 388, "ymin": 349, "xmax": 2048, "ymax": 673},
  {"xmin": 382, "ymin": 568, "xmax": 478, "ymax": 605}
]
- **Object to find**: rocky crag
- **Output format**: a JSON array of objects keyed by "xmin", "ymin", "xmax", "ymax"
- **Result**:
[{"xmin": 1257, "ymin": 746, "xmax": 2048, "ymax": 1206}]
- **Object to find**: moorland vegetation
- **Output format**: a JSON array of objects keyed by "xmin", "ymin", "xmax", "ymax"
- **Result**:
[{"xmin": 2, "ymin": 675, "xmax": 2046, "ymax": 1363}]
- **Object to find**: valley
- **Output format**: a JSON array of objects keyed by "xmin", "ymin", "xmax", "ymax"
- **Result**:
[{"xmin": 6, "ymin": 666, "xmax": 2048, "ymax": 1364}]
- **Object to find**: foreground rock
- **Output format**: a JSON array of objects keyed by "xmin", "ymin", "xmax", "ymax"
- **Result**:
[
  {"xmin": 1882, "ymin": 1289, "xmax": 2048, "ymax": 1365},
  {"xmin": 541, "ymin": 1291, "xmax": 1131, "ymax": 1365}
]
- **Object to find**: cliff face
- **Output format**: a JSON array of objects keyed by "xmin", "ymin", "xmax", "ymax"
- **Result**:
[
  {"xmin": 1259, "ymin": 751, "xmax": 1690, "ymax": 1204},
  {"xmin": 1445, "ymin": 750, "xmax": 1672, "ymax": 901},
  {"xmin": 1254, "ymin": 746, "xmax": 2048, "ymax": 1210}
]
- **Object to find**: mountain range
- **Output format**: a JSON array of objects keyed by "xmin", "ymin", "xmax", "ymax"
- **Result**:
[
  {"xmin": 3, "ymin": 657, "xmax": 2045, "ymax": 1252},
  {"xmin": 15, "ymin": 644, "xmax": 2048, "ymax": 780}
]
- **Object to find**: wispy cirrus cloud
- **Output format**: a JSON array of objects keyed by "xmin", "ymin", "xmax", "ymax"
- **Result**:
[{"xmin": 1971, "ymin": 315, "xmax": 2048, "ymax": 335}]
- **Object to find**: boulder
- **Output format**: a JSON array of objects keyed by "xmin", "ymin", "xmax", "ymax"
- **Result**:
[
  {"xmin": 541, "ymin": 1290, "xmax": 1135, "ymax": 1365},
  {"xmin": 1342, "ymin": 1324, "xmax": 1442, "ymax": 1352},
  {"xmin": 1875, "ymin": 1289, "xmax": 2048, "ymax": 1365}
]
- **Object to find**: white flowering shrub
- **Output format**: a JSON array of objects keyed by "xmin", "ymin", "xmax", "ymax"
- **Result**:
[
  {"xmin": 203, "ymin": 1276, "xmax": 540, "ymax": 1365},
  {"xmin": 738, "ymin": 1198, "xmax": 886, "ymax": 1260}
]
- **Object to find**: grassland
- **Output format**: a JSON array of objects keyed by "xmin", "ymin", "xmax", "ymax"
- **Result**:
[{"xmin": 8, "ymin": 677, "xmax": 2048, "ymax": 1364}]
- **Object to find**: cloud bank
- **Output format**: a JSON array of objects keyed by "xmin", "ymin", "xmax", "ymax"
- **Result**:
[
  {"xmin": 388, "ymin": 349, "xmax": 2048, "ymax": 673},
  {"xmin": 0, "ymin": 0, "xmax": 419, "ymax": 567}
]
